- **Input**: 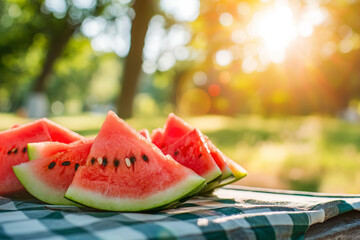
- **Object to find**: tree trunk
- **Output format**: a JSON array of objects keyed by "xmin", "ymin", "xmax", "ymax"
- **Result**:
[
  {"xmin": 33, "ymin": 26, "xmax": 76, "ymax": 92},
  {"xmin": 116, "ymin": 0, "xmax": 154, "ymax": 119}
]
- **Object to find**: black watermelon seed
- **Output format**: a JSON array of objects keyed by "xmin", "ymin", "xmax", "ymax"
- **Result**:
[
  {"xmin": 174, "ymin": 151, "xmax": 178, "ymax": 156},
  {"xmin": 7, "ymin": 150, "xmax": 11, "ymax": 155},
  {"xmin": 142, "ymin": 154, "xmax": 149, "ymax": 162},
  {"xmin": 198, "ymin": 153, "xmax": 202, "ymax": 158},
  {"xmin": 114, "ymin": 159, "xmax": 120, "ymax": 167},
  {"xmin": 22, "ymin": 147, "xmax": 27, "ymax": 153},
  {"xmin": 130, "ymin": 156, "xmax": 136, "ymax": 164},
  {"xmin": 91, "ymin": 158, "xmax": 96, "ymax": 165},
  {"xmin": 48, "ymin": 162, "xmax": 56, "ymax": 169},
  {"xmin": 62, "ymin": 161, "xmax": 71, "ymax": 166},
  {"xmin": 103, "ymin": 158, "xmax": 108, "ymax": 167},
  {"xmin": 14, "ymin": 148, "xmax": 18, "ymax": 154},
  {"xmin": 75, "ymin": 163, "xmax": 79, "ymax": 171}
]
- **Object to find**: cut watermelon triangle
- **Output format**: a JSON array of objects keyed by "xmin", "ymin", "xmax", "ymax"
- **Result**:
[
  {"xmin": 0, "ymin": 119, "xmax": 83, "ymax": 195},
  {"xmin": 41, "ymin": 118, "xmax": 84, "ymax": 143},
  {"xmin": 27, "ymin": 142, "xmax": 70, "ymax": 161},
  {"xmin": 13, "ymin": 139, "xmax": 93, "ymax": 205},
  {"xmin": 150, "ymin": 113, "xmax": 246, "ymax": 189},
  {"xmin": 163, "ymin": 129, "xmax": 222, "ymax": 183},
  {"xmin": 138, "ymin": 129, "xmax": 151, "ymax": 141},
  {"xmin": 150, "ymin": 127, "xmax": 164, "ymax": 147},
  {"xmin": 28, "ymin": 137, "xmax": 94, "ymax": 161},
  {"xmin": 202, "ymin": 136, "xmax": 233, "ymax": 180},
  {"xmin": 65, "ymin": 111, "xmax": 206, "ymax": 212}
]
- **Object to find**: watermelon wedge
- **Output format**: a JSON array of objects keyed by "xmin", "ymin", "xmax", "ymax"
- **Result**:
[
  {"xmin": 150, "ymin": 128, "xmax": 164, "ymax": 147},
  {"xmin": 0, "ymin": 118, "xmax": 83, "ymax": 195},
  {"xmin": 163, "ymin": 129, "xmax": 222, "ymax": 183},
  {"xmin": 151, "ymin": 113, "xmax": 247, "ymax": 190},
  {"xmin": 65, "ymin": 111, "xmax": 206, "ymax": 212},
  {"xmin": 138, "ymin": 129, "xmax": 151, "ymax": 141},
  {"xmin": 13, "ymin": 139, "xmax": 93, "ymax": 205},
  {"xmin": 27, "ymin": 142, "xmax": 70, "ymax": 161}
]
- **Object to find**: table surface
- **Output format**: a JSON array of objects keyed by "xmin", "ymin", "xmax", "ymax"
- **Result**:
[
  {"xmin": 1, "ymin": 185, "xmax": 360, "ymax": 240},
  {"xmin": 305, "ymin": 210, "xmax": 360, "ymax": 239}
]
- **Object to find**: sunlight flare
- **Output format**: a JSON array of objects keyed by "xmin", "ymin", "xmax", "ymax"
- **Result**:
[{"xmin": 252, "ymin": 5, "xmax": 297, "ymax": 63}]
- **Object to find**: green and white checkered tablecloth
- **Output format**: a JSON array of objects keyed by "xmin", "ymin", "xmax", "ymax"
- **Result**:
[{"xmin": 1, "ymin": 185, "xmax": 360, "ymax": 240}]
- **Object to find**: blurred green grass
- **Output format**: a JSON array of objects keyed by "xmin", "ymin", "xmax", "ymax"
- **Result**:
[{"xmin": 1, "ymin": 113, "xmax": 360, "ymax": 194}]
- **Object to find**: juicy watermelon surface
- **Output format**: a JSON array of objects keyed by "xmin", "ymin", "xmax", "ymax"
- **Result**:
[
  {"xmin": 0, "ymin": 118, "xmax": 83, "ymax": 195},
  {"xmin": 0, "ymin": 120, "xmax": 52, "ymax": 195},
  {"xmin": 151, "ymin": 113, "xmax": 248, "ymax": 193},
  {"xmin": 41, "ymin": 118, "xmax": 84, "ymax": 143},
  {"xmin": 138, "ymin": 128, "xmax": 151, "ymax": 141},
  {"xmin": 13, "ymin": 139, "xmax": 93, "ymax": 205},
  {"xmin": 203, "ymin": 136, "xmax": 233, "ymax": 180},
  {"xmin": 163, "ymin": 129, "xmax": 222, "ymax": 183},
  {"xmin": 28, "ymin": 142, "xmax": 70, "ymax": 161},
  {"xmin": 65, "ymin": 111, "xmax": 206, "ymax": 212},
  {"xmin": 152, "ymin": 114, "xmax": 234, "ymax": 179}
]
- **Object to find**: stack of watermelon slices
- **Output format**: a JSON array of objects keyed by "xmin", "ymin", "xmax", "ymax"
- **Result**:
[
  {"xmin": 2, "ymin": 111, "xmax": 247, "ymax": 212},
  {"xmin": 151, "ymin": 113, "xmax": 248, "ymax": 192},
  {"xmin": 0, "ymin": 118, "xmax": 83, "ymax": 195}
]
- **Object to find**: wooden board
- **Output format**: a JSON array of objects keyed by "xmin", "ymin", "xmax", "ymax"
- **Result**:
[{"xmin": 305, "ymin": 210, "xmax": 360, "ymax": 239}]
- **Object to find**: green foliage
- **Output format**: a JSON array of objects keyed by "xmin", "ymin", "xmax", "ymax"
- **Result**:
[
  {"xmin": 47, "ymin": 37, "xmax": 99, "ymax": 104},
  {"xmin": 0, "ymin": 0, "xmax": 122, "ymax": 113}
]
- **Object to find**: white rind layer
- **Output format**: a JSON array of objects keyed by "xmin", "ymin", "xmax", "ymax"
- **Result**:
[
  {"xmin": 65, "ymin": 174, "xmax": 206, "ymax": 212},
  {"xmin": 13, "ymin": 163, "xmax": 75, "ymax": 205},
  {"xmin": 221, "ymin": 165, "xmax": 233, "ymax": 180},
  {"xmin": 201, "ymin": 166, "xmax": 222, "ymax": 183}
]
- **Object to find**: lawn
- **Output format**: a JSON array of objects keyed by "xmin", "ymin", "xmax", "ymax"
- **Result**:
[{"xmin": 1, "ymin": 112, "xmax": 360, "ymax": 194}]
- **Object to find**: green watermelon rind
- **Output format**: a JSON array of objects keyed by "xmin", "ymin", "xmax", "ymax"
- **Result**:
[
  {"xmin": 219, "ymin": 164, "xmax": 233, "ymax": 180},
  {"xmin": 195, "ymin": 164, "xmax": 222, "ymax": 184},
  {"xmin": 27, "ymin": 142, "xmax": 69, "ymax": 161},
  {"xmin": 201, "ymin": 164, "xmax": 248, "ymax": 193},
  {"xmin": 13, "ymin": 163, "xmax": 76, "ymax": 206},
  {"xmin": 65, "ymin": 174, "xmax": 206, "ymax": 212},
  {"xmin": 143, "ymin": 178, "xmax": 207, "ymax": 212},
  {"xmin": 27, "ymin": 143, "xmax": 41, "ymax": 161}
]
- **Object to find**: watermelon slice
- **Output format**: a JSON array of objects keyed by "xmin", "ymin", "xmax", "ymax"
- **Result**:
[
  {"xmin": 65, "ymin": 111, "xmax": 206, "ymax": 212},
  {"xmin": 41, "ymin": 118, "xmax": 84, "ymax": 143},
  {"xmin": 0, "ymin": 118, "xmax": 83, "ymax": 195},
  {"xmin": 151, "ymin": 127, "xmax": 165, "ymax": 148},
  {"xmin": 151, "ymin": 113, "xmax": 247, "ymax": 190},
  {"xmin": 13, "ymin": 139, "xmax": 93, "ymax": 205},
  {"xmin": 27, "ymin": 142, "xmax": 70, "ymax": 161},
  {"xmin": 138, "ymin": 128, "xmax": 151, "ymax": 141},
  {"xmin": 163, "ymin": 129, "xmax": 222, "ymax": 183}
]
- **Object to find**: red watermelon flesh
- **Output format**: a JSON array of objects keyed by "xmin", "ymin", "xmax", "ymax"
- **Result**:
[
  {"xmin": 41, "ymin": 118, "xmax": 84, "ymax": 143},
  {"xmin": 13, "ymin": 139, "xmax": 93, "ymax": 205},
  {"xmin": 202, "ymin": 135, "xmax": 233, "ymax": 180},
  {"xmin": 150, "ymin": 128, "xmax": 164, "ymax": 148},
  {"xmin": 11, "ymin": 123, "xmax": 21, "ymax": 129},
  {"xmin": 27, "ymin": 142, "xmax": 70, "ymax": 161},
  {"xmin": 65, "ymin": 111, "xmax": 206, "ymax": 212},
  {"xmin": 138, "ymin": 129, "xmax": 151, "ymax": 141},
  {"xmin": 163, "ymin": 129, "xmax": 222, "ymax": 183},
  {"xmin": 0, "ymin": 120, "xmax": 51, "ymax": 195},
  {"xmin": 0, "ymin": 119, "xmax": 83, "ymax": 195},
  {"xmin": 151, "ymin": 113, "xmax": 233, "ymax": 180}
]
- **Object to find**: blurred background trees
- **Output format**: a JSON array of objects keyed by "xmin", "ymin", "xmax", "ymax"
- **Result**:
[{"xmin": 0, "ymin": 0, "xmax": 360, "ymax": 119}]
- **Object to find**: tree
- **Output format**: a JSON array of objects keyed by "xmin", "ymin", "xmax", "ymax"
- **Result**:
[
  {"xmin": 32, "ymin": 1, "xmax": 109, "ymax": 94},
  {"xmin": 116, "ymin": 0, "xmax": 154, "ymax": 118}
]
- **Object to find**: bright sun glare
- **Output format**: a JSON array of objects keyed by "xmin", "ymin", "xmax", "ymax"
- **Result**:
[
  {"xmin": 248, "ymin": 3, "xmax": 326, "ymax": 65},
  {"xmin": 253, "ymin": 5, "xmax": 297, "ymax": 63}
]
